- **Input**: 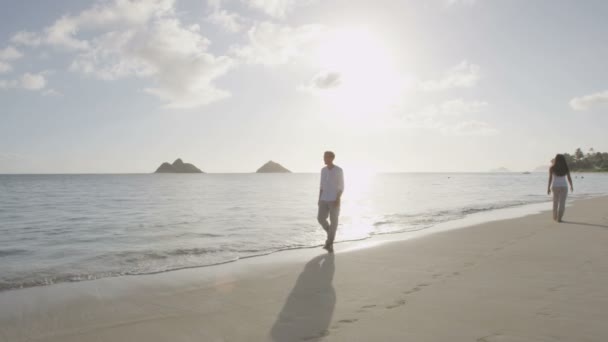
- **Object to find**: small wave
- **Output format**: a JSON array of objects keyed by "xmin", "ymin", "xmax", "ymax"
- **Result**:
[
  {"xmin": 459, "ymin": 200, "xmax": 545, "ymax": 216},
  {"xmin": 0, "ymin": 198, "xmax": 557, "ymax": 293},
  {"xmin": 166, "ymin": 247, "xmax": 224, "ymax": 256},
  {"xmin": 0, "ymin": 249, "xmax": 29, "ymax": 257},
  {"xmin": 0, "ymin": 272, "xmax": 112, "ymax": 292},
  {"xmin": 0, "ymin": 242, "xmax": 349, "ymax": 292},
  {"xmin": 151, "ymin": 219, "xmax": 203, "ymax": 228},
  {"xmin": 373, "ymin": 220, "xmax": 394, "ymax": 227},
  {"xmin": 371, "ymin": 199, "xmax": 549, "ymax": 236},
  {"xmin": 461, "ymin": 207, "xmax": 497, "ymax": 215},
  {"xmin": 372, "ymin": 224, "xmax": 435, "ymax": 236},
  {"xmin": 176, "ymin": 232, "xmax": 224, "ymax": 238},
  {"xmin": 67, "ymin": 217, "xmax": 89, "ymax": 222}
]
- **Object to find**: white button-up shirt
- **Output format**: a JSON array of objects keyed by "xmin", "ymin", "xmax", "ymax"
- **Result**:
[{"xmin": 320, "ymin": 165, "xmax": 344, "ymax": 201}]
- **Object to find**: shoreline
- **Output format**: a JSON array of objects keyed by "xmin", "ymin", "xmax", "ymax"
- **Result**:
[
  {"xmin": 2, "ymin": 196, "xmax": 608, "ymax": 341},
  {"xmin": 0, "ymin": 193, "xmax": 600, "ymax": 294}
]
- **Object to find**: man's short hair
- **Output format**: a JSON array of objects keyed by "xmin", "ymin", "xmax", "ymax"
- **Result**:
[{"xmin": 324, "ymin": 151, "xmax": 335, "ymax": 159}]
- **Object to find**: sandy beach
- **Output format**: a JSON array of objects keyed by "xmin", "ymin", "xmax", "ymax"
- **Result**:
[{"xmin": 1, "ymin": 196, "xmax": 608, "ymax": 342}]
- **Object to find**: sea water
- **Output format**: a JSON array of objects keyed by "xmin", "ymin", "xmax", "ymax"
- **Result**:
[{"xmin": 1, "ymin": 172, "xmax": 606, "ymax": 291}]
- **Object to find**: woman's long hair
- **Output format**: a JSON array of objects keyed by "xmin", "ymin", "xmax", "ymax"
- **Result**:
[{"xmin": 550, "ymin": 154, "xmax": 570, "ymax": 176}]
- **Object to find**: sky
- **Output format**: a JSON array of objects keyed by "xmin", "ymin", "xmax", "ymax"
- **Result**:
[{"xmin": 0, "ymin": 0, "xmax": 607, "ymax": 173}]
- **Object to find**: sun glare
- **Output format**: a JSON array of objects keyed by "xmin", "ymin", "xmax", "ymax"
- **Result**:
[
  {"xmin": 313, "ymin": 27, "xmax": 404, "ymax": 122},
  {"xmin": 339, "ymin": 165, "xmax": 377, "ymax": 240}
]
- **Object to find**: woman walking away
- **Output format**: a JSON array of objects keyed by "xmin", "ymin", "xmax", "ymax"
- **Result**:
[{"xmin": 547, "ymin": 154, "xmax": 574, "ymax": 222}]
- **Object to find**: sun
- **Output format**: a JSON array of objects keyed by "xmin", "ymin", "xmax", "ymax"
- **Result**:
[{"xmin": 312, "ymin": 27, "xmax": 404, "ymax": 121}]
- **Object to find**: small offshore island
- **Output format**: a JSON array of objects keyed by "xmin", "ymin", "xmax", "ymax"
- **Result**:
[
  {"xmin": 154, "ymin": 159, "xmax": 203, "ymax": 173},
  {"xmin": 256, "ymin": 161, "xmax": 291, "ymax": 173}
]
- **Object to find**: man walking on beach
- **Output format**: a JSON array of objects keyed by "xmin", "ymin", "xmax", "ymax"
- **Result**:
[{"xmin": 318, "ymin": 151, "xmax": 344, "ymax": 253}]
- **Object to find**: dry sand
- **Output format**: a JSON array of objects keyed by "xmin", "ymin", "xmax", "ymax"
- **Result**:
[{"xmin": 1, "ymin": 197, "xmax": 608, "ymax": 342}]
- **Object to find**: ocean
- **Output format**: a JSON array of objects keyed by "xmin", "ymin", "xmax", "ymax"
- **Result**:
[{"xmin": 1, "ymin": 172, "xmax": 607, "ymax": 291}]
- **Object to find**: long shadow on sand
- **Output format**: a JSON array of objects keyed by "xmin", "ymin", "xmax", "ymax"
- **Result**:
[
  {"xmin": 561, "ymin": 221, "xmax": 608, "ymax": 229},
  {"xmin": 270, "ymin": 253, "xmax": 335, "ymax": 342}
]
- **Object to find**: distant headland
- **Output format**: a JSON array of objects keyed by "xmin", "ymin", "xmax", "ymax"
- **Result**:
[
  {"xmin": 155, "ymin": 159, "xmax": 203, "ymax": 173},
  {"xmin": 256, "ymin": 161, "xmax": 291, "ymax": 173},
  {"xmin": 562, "ymin": 148, "xmax": 608, "ymax": 172}
]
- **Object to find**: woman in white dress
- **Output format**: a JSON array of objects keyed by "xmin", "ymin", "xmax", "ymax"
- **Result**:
[{"xmin": 547, "ymin": 154, "xmax": 574, "ymax": 222}]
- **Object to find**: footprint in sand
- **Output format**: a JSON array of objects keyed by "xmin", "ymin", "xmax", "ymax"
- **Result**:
[
  {"xmin": 548, "ymin": 285, "xmax": 564, "ymax": 292},
  {"xmin": 386, "ymin": 299, "xmax": 406, "ymax": 309},
  {"xmin": 403, "ymin": 287, "xmax": 421, "ymax": 295},
  {"xmin": 301, "ymin": 329, "xmax": 329, "ymax": 341},
  {"xmin": 356, "ymin": 304, "xmax": 377, "ymax": 313},
  {"xmin": 337, "ymin": 318, "xmax": 359, "ymax": 324},
  {"xmin": 477, "ymin": 334, "xmax": 556, "ymax": 342},
  {"xmin": 536, "ymin": 309, "xmax": 558, "ymax": 318}
]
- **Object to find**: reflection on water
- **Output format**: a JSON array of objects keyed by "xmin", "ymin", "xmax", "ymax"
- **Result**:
[{"xmin": 340, "ymin": 169, "xmax": 375, "ymax": 241}]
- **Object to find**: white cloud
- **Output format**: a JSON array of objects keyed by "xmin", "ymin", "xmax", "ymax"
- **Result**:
[
  {"xmin": 6, "ymin": 0, "xmax": 325, "ymax": 107},
  {"xmin": 11, "ymin": 31, "xmax": 42, "ymax": 46},
  {"xmin": 420, "ymin": 61, "xmax": 481, "ymax": 91},
  {"xmin": 0, "ymin": 46, "xmax": 23, "ymax": 60},
  {"xmin": 70, "ymin": 17, "xmax": 235, "ymax": 108},
  {"xmin": 298, "ymin": 70, "xmax": 342, "ymax": 93},
  {"xmin": 0, "ymin": 46, "xmax": 23, "ymax": 73},
  {"xmin": 73, "ymin": 0, "xmax": 175, "ymax": 28},
  {"xmin": 206, "ymin": 9, "xmax": 245, "ymax": 33},
  {"xmin": 33, "ymin": 0, "xmax": 175, "ymax": 51},
  {"xmin": 0, "ymin": 72, "xmax": 47, "ymax": 91},
  {"xmin": 44, "ymin": 16, "xmax": 91, "ymax": 51},
  {"xmin": 240, "ymin": 0, "xmax": 318, "ymax": 18},
  {"xmin": 0, "ymin": 62, "xmax": 12, "ymax": 74},
  {"xmin": 0, "ymin": 80, "xmax": 15, "ymax": 89},
  {"xmin": 442, "ymin": 120, "xmax": 498, "ymax": 136},
  {"xmin": 208, "ymin": 0, "xmax": 315, "ymax": 19},
  {"xmin": 69, "ymin": 30, "xmax": 156, "ymax": 80},
  {"xmin": 137, "ymin": 19, "xmax": 234, "ymax": 108},
  {"xmin": 14, "ymin": 0, "xmax": 233, "ymax": 108},
  {"xmin": 42, "ymin": 89, "xmax": 62, "ymax": 97},
  {"xmin": 309, "ymin": 71, "xmax": 341, "ymax": 89},
  {"xmin": 243, "ymin": 0, "xmax": 296, "ymax": 18},
  {"xmin": 208, "ymin": 0, "xmax": 223, "ymax": 11},
  {"xmin": 233, "ymin": 21, "xmax": 324, "ymax": 65},
  {"xmin": 20, "ymin": 73, "xmax": 47, "ymax": 90},
  {"xmin": 569, "ymin": 90, "xmax": 608, "ymax": 111}
]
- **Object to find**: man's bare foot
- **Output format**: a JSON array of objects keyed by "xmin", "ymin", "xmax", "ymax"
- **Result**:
[{"xmin": 323, "ymin": 244, "xmax": 334, "ymax": 253}]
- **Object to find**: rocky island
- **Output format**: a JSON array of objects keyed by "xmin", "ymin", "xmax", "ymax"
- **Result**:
[
  {"xmin": 155, "ymin": 158, "xmax": 203, "ymax": 173},
  {"xmin": 256, "ymin": 161, "xmax": 291, "ymax": 173}
]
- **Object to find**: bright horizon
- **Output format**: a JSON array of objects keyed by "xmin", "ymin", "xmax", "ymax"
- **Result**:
[{"xmin": 1, "ymin": 0, "xmax": 607, "ymax": 174}]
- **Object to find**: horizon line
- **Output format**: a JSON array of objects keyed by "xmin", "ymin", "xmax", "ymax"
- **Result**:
[{"xmin": 0, "ymin": 171, "xmax": 553, "ymax": 175}]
